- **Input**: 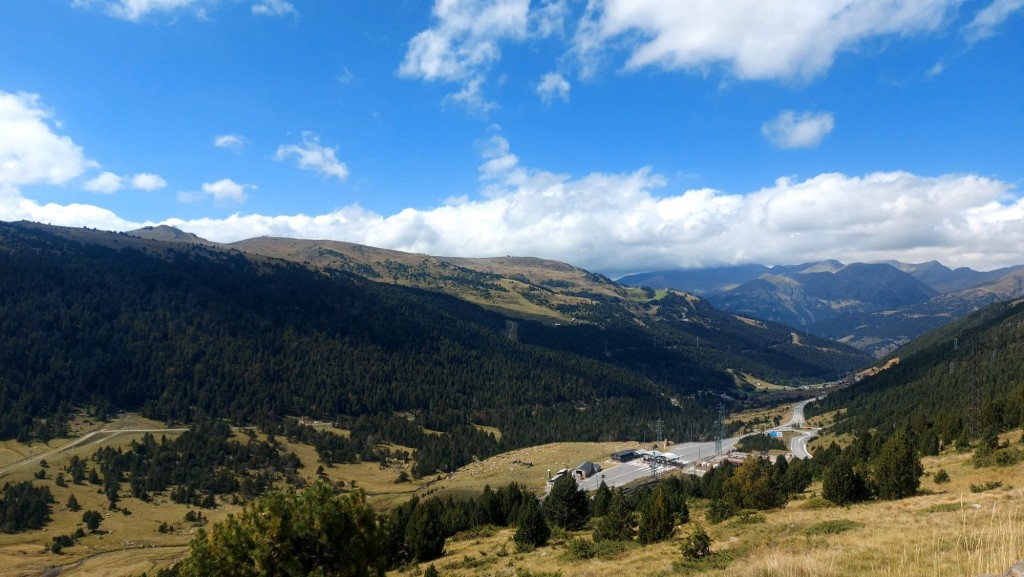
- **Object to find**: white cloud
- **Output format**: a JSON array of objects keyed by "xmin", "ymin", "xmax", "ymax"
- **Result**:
[
  {"xmin": 201, "ymin": 178, "xmax": 253, "ymax": 202},
  {"xmin": 762, "ymin": 111, "xmax": 835, "ymax": 149},
  {"xmin": 6, "ymin": 136, "xmax": 1024, "ymax": 275},
  {"xmin": 131, "ymin": 172, "xmax": 168, "ymax": 191},
  {"xmin": 575, "ymin": 0, "xmax": 959, "ymax": 81},
  {"xmin": 0, "ymin": 91, "xmax": 95, "ymax": 187},
  {"xmin": 443, "ymin": 77, "xmax": 498, "ymax": 113},
  {"xmin": 274, "ymin": 132, "xmax": 349, "ymax": 181},
  {"xmin": 214, "ymin": 134, "xmax": 245, "ymax": 150},
  {"xmin": 252, "ymin": 0, "xmax": 296, "ymax": 17},
  {"xmin": 74, "ymin": 0, "xmax": 208, "ymax": 21},
  {"xmin": 532, "ymin": 0, "xmax": 570, "ymax": 37},
  {"xmin": 401, "ymin": 0, "xmax": 569, "ymax": 110},
  {"xmin": 964, "ymin": 0, "xmax": 1024, "ymax": 42},
  {"xmin": 336, "ymin": 68, "xmax": 355, "ymax": 85},
  {"xmin": 84, "ymin": 171, "xmax": 124, "ymax": 193},
  {"xmin": 84, "ymin": 171, "xmax": 167, "ymax": 193},
  {"xmin": 537, "ymin": 72, "xmax": 571, "ymax": 104},
  {"xmin": 399, "ymin": 0, "xmax": 531, "ymax": 82},
  {"xmin": 74, "ymin": 0, "xmax": 299, "ymax": 20}
]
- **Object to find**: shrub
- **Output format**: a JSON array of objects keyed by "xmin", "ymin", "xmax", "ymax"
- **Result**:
[
  {"xmin": 933, "ymin": 469, "xmax": 950, "ymax": 484},
  {"xmin": 969, "ymin": 481, "xmax": 1003, "ymax": 493},
  {"xmin": 681, "ymin": 524, "xmax": 712, "ymax": 560},
  {"xmin": 562, "ymin": 538, "xmax": 629, "ymax": 561},
  {"xmin": 706, "ymin": 499, "xmax": 735, "ymax": 524},
  {"xmin": 802, "ymin": 519, "xmax": 862, "ymax": 536}
]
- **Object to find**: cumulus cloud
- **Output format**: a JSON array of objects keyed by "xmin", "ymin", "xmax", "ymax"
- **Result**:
[
  {"xmin": 574, "ymin": 0, "xmax": 959, "ymax": 81},
  {"xmin": 84, "ymin": 171, "xmax": 167, "ymax": 193},
  {"xmin": 214, "ymin": 134, "xmax": 245, "ymax": 150},
  {"xmin": 762, "ymin": 111, "xmax": 835, "ymax": 149},
  {"xmin": 964, "ymin": 0, "xmax": 1024, "ymax": 42},
  {"xmin": 537, "ymin": 72, "xmax": 571, "ymax": 104},
  {"xmin": 0, "ymin": 91, "xmax": 95, "ymax": 187},
  {"xmin": 274, "ymin": 132, "xmax": 349, "ymax": 181},
  {"xmin": 400, "ymin": 0, "xmax": 565, "ymax": 110},
  {"xmin": 130, "ymin": 172, "xmax": 168, "ymax": 191},
  {"xmin": 200, "ymin": 178, "xmax": 253, "ymax": 202},
  {"xmin": 5, "ymin": 134, "xmax": 1024, "ymax": 274},
  {"xmin": 252, "ymin": 0, "xmax": 296, "ymax": 17},
  {"xmin": 84, "ymin": 171, "xmax": 124, "ymax": 193}
]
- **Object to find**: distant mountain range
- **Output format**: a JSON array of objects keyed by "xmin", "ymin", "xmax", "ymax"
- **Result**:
[{"xmin": 619, "ymin": 260, "xmax": 1024, "ymax": 356}]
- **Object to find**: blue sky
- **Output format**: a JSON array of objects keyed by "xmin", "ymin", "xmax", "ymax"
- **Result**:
[{"xmin": 1, "ymin": 0, "xmax": 1022, "ymax": 275}]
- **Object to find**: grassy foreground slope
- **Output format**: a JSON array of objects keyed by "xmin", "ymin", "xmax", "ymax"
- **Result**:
[{"xmin": 403, "ymin": 440, "xmax": 1023, "ymax": 577}]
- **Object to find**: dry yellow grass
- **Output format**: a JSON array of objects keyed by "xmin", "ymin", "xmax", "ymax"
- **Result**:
[
  {"xmin": 427, "ymin": 441, "xmax": 641, "ymax": 500},
  {"xmin": 398, "ymin": 438, "xmax": 1024, "ymax": 577},
  {"xmin": 4, "ymin": 415, "xmax": 1023, "ymax": 577}
]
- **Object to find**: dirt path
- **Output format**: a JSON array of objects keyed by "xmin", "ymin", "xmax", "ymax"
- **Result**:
[{"xmin": 0, "ymin": 428, "xmax": 188, "ymax": 477}]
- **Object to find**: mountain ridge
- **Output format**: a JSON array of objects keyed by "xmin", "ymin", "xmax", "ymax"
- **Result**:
[{"xmin": 619, "ymin": 258, "xmax": 1024, "ymax": 356}]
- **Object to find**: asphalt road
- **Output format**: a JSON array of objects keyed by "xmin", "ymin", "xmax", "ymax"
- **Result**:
[
  {"xmin": 577, "ymin": 398, "xmax": 820, "ymax": 491},
  {"xmin": 0, "ymin": 427, "xmax": 189, "ymax": 478}
]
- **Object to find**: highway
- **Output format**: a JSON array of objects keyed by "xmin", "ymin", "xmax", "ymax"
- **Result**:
[
  {"xmin": 576, "ymin": 398, "xmax": 820, "ymax": 492},
  {"xmin": 777, "ymin": 398, "xmax": 819, "ymax": 459}
]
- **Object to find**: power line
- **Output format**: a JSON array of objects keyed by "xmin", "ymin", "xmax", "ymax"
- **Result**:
[{"xmin": 953, "ymin": 330, "xmax": 995, "ymax": 440}]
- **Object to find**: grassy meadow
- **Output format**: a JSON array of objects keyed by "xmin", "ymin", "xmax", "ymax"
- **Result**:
[{"xmin": 0, "ymin": 411, "xmax": 1021, "ymax": 577}]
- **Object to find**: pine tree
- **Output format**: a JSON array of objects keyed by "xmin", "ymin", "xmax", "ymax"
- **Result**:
[
  {"xmin": 543, "ymin": 475, "xmax": 588, "ymax": 531},
  {"xmin": 66, "ymin": 494, "xmax": 80, "ymax": 512},
  {"xmin": 822, "ymin": 459, "xmax": 866, "ymax": 505},
  {"xmin": 82, "ymin": 510, "xmax": 102, "ymax": 532},
  {"xmin": 591, "ymin": 481, "xmax": 612, "ymax": 517},
  {"xmin": 681, "ymin": 524, "xmax": 712, "ymax": 560},
  {"xmin": 637, "ymin": 485, "xmax": 674, "ymax": 544},
  {"xmin": 514, "ymin": 498, "xmax": 550, "ymax": 550},
  {"xmin": 592, "ymin": 489, "xmax": 633, "ymax": 542},
  {"xmin": 722, "ymin": 456, "xmax": 784, "ymax": 510},
  {"xmin": 873, "ymin": 430, "xmax": 923, "ymax": 500},
  {"xmin": 404, "ymin": 499, "xmax": 446, "ymax": 563}
]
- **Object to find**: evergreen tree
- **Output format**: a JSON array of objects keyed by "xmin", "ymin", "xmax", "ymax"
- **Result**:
[
  {"xmin": 872, "ymin": 430, "xmax": 923, "ymax": 500},
  {"xmin": 66, "ymin": 494, "xmax": 80, "ymax": 512},
  {"xmin": 636, "ymin": 485, "xmax": 674, "ymax": 544},
  {"xmin": 82, "ymin": 510, "xmax": 103, "ymax": 532},
  {"xmin": 404, "ymin": 499, "xmax": 446, "ymax": 563},
  {"xmin": 543, "ymin": 475, "xmax": 588, "ymax": 531},
  {"xmin": 591, "ymin": 481, "xmax": 612, "ymax": 517},
  {"xmin": 722, "ymin": 456, "xmax": 784, "ymax": 510},
  {"xmin": 681, "ymin": 524, "xmax": 712, "ymax": 560},
  {"xmin": 176, "ymin": 480, "xmax": 384, "ymax": 577},
  {"xmin": 822, "ymin": 460, "xmax": 866, "ymax": 505},
  {"xmin": 514, "ymin": 498, "xmax": 550, "ymax": 550},
  {"xmin": 918, "ymin": 428, "xmax": 940, "ymax": 456},
  {"xmin": 592, "ymin": 489, "xmax": 633, "ymax": 542}
]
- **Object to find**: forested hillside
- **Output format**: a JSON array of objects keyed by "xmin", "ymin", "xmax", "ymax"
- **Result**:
[
  {"xmin": 808, "ymin": 299, "xmax": 1024, "ymax": 444},
  {"xmin": 224, "ymin": 234, "xmax": 871, "ymax": 385},
  {"xmin": 0, "ymin": 222, "xmax": 724, "ymax": 467}
]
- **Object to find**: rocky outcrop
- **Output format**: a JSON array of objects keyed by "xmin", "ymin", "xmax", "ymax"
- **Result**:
[{"xmin": 979, "ymin": 561, "xmax": 1024, "ymax": 577}]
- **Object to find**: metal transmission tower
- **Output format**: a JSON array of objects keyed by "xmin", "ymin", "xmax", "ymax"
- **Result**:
[
  {"xmin": 655, "ymin": 418, "xmax": 664, "ymax": 449},
  {"xmin": 714, "ymin": 404, "xmax": 725, "ymax": 456},
  {"xmin": 953, "ymin": 330, "xmax": 995, "ymax": 440}
]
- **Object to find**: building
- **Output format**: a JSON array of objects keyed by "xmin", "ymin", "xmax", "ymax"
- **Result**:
[
  {"xmin": 611, "ymin": 449, "xmax": 641, "ymax": 463},
  {"xmin": 573, "ymin": 461, "xmax": 601, "ymax": 481}
]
